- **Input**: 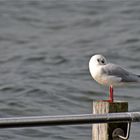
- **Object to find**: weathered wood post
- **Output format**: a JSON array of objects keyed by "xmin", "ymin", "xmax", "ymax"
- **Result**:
[{"xmin": 92, "ymin": 101, "xmax": 128, "ymax": 140}]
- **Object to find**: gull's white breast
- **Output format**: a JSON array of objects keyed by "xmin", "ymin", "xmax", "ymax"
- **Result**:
[{"xmin": 89, "ymin": 64, "xmax": 122, "ymax": 86}]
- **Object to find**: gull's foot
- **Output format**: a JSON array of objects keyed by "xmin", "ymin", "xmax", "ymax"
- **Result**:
[{"xmin": 98, "ymin": 99, "xmax": 113, "ymax": 103}]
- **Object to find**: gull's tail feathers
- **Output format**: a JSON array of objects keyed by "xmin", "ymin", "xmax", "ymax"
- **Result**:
[{"xmin": 137, "ymin": 75, "xmax": 140, "ymax": 82}]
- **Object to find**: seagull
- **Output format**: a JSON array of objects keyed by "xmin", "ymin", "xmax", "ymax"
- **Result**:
[{"xmin": 89, "ymin": 54, "xmax": 140, "ymax": 102}]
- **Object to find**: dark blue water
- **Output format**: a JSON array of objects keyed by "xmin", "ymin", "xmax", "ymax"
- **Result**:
[{"xmin": 0, "ymin": 1, "xmax": 139, "ymax": 140}]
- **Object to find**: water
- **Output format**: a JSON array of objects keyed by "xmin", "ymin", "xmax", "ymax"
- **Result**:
[{"xmin": 0, "ymin": 0, "xmax": 139, "ymax": 140}]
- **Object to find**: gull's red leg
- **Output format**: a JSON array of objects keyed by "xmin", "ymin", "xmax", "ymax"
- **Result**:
[
  {"xmin": 98, "ymin": 85, "xmax": 114, "ymax": 103},
  {"xmin": 109, "ymin": 85, "xmax": 114, "ymax": 102}
]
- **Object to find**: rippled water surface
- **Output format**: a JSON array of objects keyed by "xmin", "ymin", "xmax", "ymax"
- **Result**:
[{"xmin": 0, "ymin": 1, "xmax": 140, "ymax": 140}]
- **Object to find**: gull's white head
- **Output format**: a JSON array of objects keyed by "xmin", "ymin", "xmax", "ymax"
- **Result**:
[
  {"xmin": 89, "ymin": 54, "xmax": 107, "ymax": 67},
  {"xmin": 89, "ymin": 54, "xmax": 107, "ymax": 81}
]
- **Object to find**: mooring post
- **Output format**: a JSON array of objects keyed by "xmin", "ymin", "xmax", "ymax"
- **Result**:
[{"xmin": 92, "ymin": 101, "xmax": 128, "ymax": 140}]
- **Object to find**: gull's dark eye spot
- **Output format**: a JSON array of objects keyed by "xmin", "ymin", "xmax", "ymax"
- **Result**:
[
  {"xmin": 101, "ymin": 59, "xmax": 105, "ymax": 64},
  {"xmin": 97, "ymin": 59, "xmax": 100, "ymax": 62}
]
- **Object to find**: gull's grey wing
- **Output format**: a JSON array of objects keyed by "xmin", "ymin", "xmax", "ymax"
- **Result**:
[{"xmin": 102, "ymin": 63, "xmax": 139, "ymax": 82}]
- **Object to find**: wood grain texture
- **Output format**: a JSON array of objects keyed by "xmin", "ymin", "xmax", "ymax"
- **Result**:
[{"xmin": 92, "ymin": 101, "xmax": 128, "ymax": 140}]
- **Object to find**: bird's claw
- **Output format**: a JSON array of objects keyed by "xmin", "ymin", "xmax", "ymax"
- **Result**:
[{"xmin": 98, "ymin": 99, "xmax": 113, "ymax": 103}]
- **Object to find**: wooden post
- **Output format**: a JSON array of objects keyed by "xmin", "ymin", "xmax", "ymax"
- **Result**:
[{"xmin": 92, "ymin": 101, "xmax": 128, "ymax": 140}]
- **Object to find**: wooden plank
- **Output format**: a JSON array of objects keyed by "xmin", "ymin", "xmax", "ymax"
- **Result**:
[{"xmin": 92, "ymin": 101, "xmax": 128, "ymax": 140}]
